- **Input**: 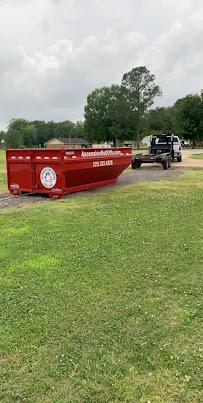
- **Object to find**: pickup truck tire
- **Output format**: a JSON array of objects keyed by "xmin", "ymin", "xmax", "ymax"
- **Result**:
[
  {"xmin": 177, "ymin": 155, "xmax": 182, "ymax": 162},
  {"xmin": 168, "ymin": 156, "xmax": 172, "ymax": 168},
  {"xmin": 132, "ymin": 161, "xmax": 141, "ymax": 169},
  {"xmin": 162, "ymin": 158, "xmax": 169, "ymax": 170}
]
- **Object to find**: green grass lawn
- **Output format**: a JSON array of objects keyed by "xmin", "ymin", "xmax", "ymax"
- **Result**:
[
  {"xmin": 0, "ymin": 171, "xmax": 203, "ymax": 402},
  {"xmin": 0, "ymin": 149, "xmax": 7, "ymax": 191},
  {"xmin": 191, "ymin": 153, "xmax": 203, "ymax": 159}
]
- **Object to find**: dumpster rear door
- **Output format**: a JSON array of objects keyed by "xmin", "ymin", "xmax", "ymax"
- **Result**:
[{"xmin": 6, "ymin": 149, "xmax": 34, "ymax": 194}]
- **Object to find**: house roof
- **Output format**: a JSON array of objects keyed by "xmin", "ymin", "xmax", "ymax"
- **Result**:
[
  {"xmin": 45, "ymin": 137, "xmax": 89, "ymax": 145},
  {"xmin": 58, "ymin": 137, "xmax": 88, "ymax": 144}
]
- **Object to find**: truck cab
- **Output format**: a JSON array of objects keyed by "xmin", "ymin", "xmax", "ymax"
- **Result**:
[{"xmin": 150, "ymin": 134, "xmax": 182, "ymax": 162}]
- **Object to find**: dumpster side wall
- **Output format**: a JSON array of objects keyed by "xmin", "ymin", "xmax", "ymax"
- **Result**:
[{"xmin": 6, "ymin": 148, "xmax": 132, "ymax": 197}]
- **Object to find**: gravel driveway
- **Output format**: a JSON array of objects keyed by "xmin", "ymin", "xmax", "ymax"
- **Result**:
[
  {"xmin": 118, "ymin": 167, "xmax": 182, "ymax": 186},
  {"xmin": 0, "ymin": 168, "xmax": 182, "ymax": 209}
]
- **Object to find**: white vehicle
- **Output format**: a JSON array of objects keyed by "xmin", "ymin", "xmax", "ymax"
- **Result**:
[
  {"xmin": 181, "ymin": 139, "xmax": 190, "ymax": 148},
  {"xmin": 170, "ymin": 135, "xmax": 182, "ymax": 162}
]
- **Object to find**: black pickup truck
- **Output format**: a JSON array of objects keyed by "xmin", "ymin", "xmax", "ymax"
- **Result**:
[{"xmin": 132, "ymin": 134, "xmax": 182, "ymax": 170}]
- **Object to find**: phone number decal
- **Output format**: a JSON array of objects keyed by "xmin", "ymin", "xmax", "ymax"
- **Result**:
[{"xmin": 93, "ymin": 160, "xmax": 113, "ymax": 168}]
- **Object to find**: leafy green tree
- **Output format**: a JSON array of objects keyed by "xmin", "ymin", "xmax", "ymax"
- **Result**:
[
  {"xmin": 121, "ymin": 66, "xmax": 162, "ymax": 148},
  {"xmin": 73, "ymin": 121, "xmax": 85, "ymax": 138},
  {"xmin": 174, "ymin": 94, "xmax": 203, "ymax": 145},
  {"xmin": 143, "ymin": 107, "xmax": 175, "ymax": 135},
  {"xmin": 5, "ymin": 118, "xmax": 27, "ymax": 148},
  {"xmin": 30, "ymin": 120, "xmax": 49, "ymax": 146},
  {"xmin": 46, "ymin": 121, "xmax": 57, "ymax": 140},
  {"xmin": 6, "ymin": 119, "xmax": 87, "ymax": 148},
  {"xmin": 8, "ymin": 118, "xmax": 28, "ymax": 131},
  {"xmin": 54, "ymin": 121, "xmax": 75, "ymax": 139},
  {"xmin": 0, "ymin": 130, "xmax": 5, "ymax": 141},
  {"xmin": 23, "ymin": 124, "xmax": 37, "ymax": 147},
  {"xmin": 85, "ymin": 85, "xmax": 116, "ymax": 145},
  {"xmin": 5, "ymin": 129, "xmax": 24, "ymax": 148},
  {"xmin": 84, "ymin": 84, "xmax": 132, "ymax": 146},
  {"xmin": 6, "ymin": 118, "xmax": 38, "ymax": 148}
]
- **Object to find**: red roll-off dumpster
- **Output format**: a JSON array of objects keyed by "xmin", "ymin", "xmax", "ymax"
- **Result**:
[{"xmin": 6, "ymin": 148, "xmax": 132, "ymax": 197}]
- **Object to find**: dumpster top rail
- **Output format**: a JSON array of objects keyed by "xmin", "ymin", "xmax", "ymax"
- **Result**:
[{"xmin": 6, "ymin": 147, "xmax": 132, "ymax": 162}]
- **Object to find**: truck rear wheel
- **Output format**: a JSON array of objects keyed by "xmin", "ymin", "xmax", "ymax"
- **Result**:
[
  {"xmin": 135, "ymin": 163, "xmax": 141, "ymax": 169},
  {"xmin": 132, "ymin": 161, "xmax": 141, "ymax": 169},
  {"xmin": 177, "ymin": 155, "xmax": 182, "ymax": 162},
  {"xmin": 162, "ymin": 158, "xmax": 168, "ymax": 170}
]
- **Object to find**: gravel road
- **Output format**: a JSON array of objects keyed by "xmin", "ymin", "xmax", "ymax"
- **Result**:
[
  {"xmin": 118, "ymin": 167, "xmax": 182, "ymax": 186},
  {"xmin": 0, "ymin": 168, "xmax": 182, "ymax": 210}
]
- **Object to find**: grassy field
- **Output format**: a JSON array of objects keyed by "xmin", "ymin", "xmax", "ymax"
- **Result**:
[
  {"xmin": 191, "ymin": 153, "xmax": 203, "ymax": 159},
  {"xmin": 0, "ymin": 149, "xmax": 7, "ymax": 191},
  {"xmin": 0, "ymin": 171, "xmax": 203, "ymax": 402}
]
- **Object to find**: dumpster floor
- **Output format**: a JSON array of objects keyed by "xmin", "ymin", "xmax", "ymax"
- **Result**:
[{"xmin": 0, "ymin": 168, "xmax": 182, "ymax": 209}]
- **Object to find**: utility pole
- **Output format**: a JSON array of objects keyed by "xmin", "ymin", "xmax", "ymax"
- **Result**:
[{"xmin": 69, "ymin": 131, "xmax": 72, "ymax": 147}]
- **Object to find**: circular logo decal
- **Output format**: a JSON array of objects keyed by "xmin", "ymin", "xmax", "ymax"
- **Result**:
[{"xmin": 40, "ymin": 167, "xmax": 57, "ymax": 189}]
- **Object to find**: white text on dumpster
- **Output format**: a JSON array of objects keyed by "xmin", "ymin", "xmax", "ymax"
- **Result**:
[{"xmin": 93, "ymin": 160, "xmax": 113, "ymax": 168}]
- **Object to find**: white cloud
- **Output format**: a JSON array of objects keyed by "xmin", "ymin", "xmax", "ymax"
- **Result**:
[{"xmin": 0, "ymin": 0, "xmax": 203, "ymax": 129}]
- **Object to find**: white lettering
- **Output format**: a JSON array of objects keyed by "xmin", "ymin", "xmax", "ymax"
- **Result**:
[
  {"xmin": 81, "ymin": 150, "xmax": 123, "ymax": 158},
  {"xmin": 93, "ymin": 160, "xmax": 113, "ymax": 167}
]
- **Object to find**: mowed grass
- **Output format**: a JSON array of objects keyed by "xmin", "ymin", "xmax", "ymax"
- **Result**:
[
  {"xmin": 0, "ymin": 171, "xmax": 203, "ymax": 402},
  {"xmin": 0, "ymin": 149, "xmax": 7, "ymax": 192},
  {"xmin": 191, "ymin": 153, "xmax": 203, "ymax": 159}
]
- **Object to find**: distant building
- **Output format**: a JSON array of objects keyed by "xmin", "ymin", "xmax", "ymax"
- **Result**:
[
  {"xmin": 92, "ymin": 142, "xmax": 113, "ymax": 148},
  {"xmin": 45, "ymin": 137, "xmax": 89, "ymax": 148}
]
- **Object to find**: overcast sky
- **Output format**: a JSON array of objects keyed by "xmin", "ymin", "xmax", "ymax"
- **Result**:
[{"xmin": 0, "ymin": 0, "xmax": 203, "ymax": 130}]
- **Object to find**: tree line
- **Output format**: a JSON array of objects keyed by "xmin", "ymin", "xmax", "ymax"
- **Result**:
[
  {"xmin": 1, "ymin": 65, "xmax": 203, "ymax": 148},
  {"xmin": 1, "ymin": 119, "xmax": 84, "ymax": 148}
]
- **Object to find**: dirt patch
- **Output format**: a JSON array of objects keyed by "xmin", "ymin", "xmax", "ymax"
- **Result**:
[{"xmin": 180, "ymin": 149, "xmax": 203, "ymax": 168}]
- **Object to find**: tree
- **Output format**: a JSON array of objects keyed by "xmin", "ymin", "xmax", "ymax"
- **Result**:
[
  {"xmin": 5, "ymin": 118, "xmax": 87, "ymax": 148},
  {"xmin": 23, "ymin": 124, "xmax": 37, "ymax": 147},
  {"xmin": 174, "ymin": 94, "xmax": 203, "ymax": 145},
  {"xmin": 5, "ymin": 118, "xmax": 28, "ymax": 148},
  {"xmin": 0, "ymin": 130, "xmax": 5, "ymax": 141},
  {"xmin": 5, "ymin": 129, "xmax": 24, "ymax": 148},
  {"xmin": 8, "ymin": 118, "xmax": 28, "ymax": 131},
  {"xmin": 143, "ymin": 107, "xmax": 175, "ymax": 135},
  {"xmin": 5, "ymin": 118, "xmax": 27, "ymax": 148},
  {"xmin": 54, "ymin": 121, "xmax": 75, "ymax": 139},
  {"xmin": 73, "ymin": 121, "xmax": 85, "ymax": 138},
  {"xmin": 30, "ymin": 120, "xmax": 49, "ymax": 146},
  {"xmin": 46, "ymin": 121, "xmax": 57, "ymax": 141},
  {"xmin": 121, "ymin": 66, "xmax": 162, "ymax": 148},
  {"xmin": 84, "ymin": 85, "xmax": 133, "ymax": 145}
]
